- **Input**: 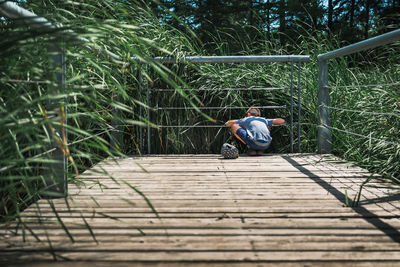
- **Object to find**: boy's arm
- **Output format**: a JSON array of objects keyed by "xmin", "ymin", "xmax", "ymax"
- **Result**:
[
  {"xmin": 272, "ymin": 118, "xmax": 285, "ymax": 126},
  {"xmin": 225, "ymin": 120, "xmax": 237, "ymax": 127}
]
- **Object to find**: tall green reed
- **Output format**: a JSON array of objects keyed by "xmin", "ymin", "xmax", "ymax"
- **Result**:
[
  {"xmin": 1, "ymin": 0, "xmax": 399, "ymax": 234},
  {"xmin": 0, "ymin": 0, "xmax": 201, "ymax": 223}
]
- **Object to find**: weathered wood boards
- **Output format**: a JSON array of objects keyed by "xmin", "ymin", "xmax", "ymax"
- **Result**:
[{"xmin": 1, "ymin": 154, "xmax": 399, "ymax": 265}]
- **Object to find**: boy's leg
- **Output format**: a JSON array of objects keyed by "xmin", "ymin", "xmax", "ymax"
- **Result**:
[
  {"xmin": 229, "ymin": 124, "xmax": 257, "ymax": 156},
  {"xmin": 256, "ymin": 142, "xmax": 271, "ymax": 156},
  {"xmin": 229, "ymin": 123, "xmax": 246, "ymax": 145},
  {"xmin": 228, "ymin": 123, "xmax": 260, "ymax": 156}
]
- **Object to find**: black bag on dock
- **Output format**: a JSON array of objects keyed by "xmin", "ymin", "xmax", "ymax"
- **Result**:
[{"xmin": 221, "ymin": 143, "xmax": 239, "ymax": 159}]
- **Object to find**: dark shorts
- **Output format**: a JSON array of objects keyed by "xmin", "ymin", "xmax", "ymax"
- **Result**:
[{"xmin": 236, "ymin": 128, "xmax": 271, "ymax": 151}]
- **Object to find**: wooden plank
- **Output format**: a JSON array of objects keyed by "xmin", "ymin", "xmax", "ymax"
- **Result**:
[
  {"xmin": 2, "ymin": 262, "xmax": 397, "ymax": 267},
  {"xmin": 18, "ymin": 206, "xmax": 400, "ymax": 215},
  {"xmin": 24, "ymin": 200, "xmax": 399, "ymax": 211},
  {"xmin": 1, "ymin": 262, "xmax": 399, "ymax": 267},
  {"xmin": 2, "ymin": 240, "xmax": 400, "ymax": 252},
  {"xmin": 15, "ymin": 200, "xmax": 351, "ymax": 209},
  {"xmin": 3, "ymin": 234, "xmax": 398, "ymax": 244},
  {"xmin": 19, "ymin": 211, "xmax": 399, "ymax": 219},
  {"xmin": 2, "ymin": 227, "xmax": 397, "ymax": 237},
  {"xmin": 7, "ymin": 217, "xmax": 400, "ymax": 231},
  {"xmin": 2, "ymin": 251, "xmax": 400, "ymax": 262},
  {"xmin": 86, "ymin": 167, "xmax": 369, "ymax": 174},
  {"xmin": 56, "ymin": 194, "xmax": 391, "ymax": 200}
]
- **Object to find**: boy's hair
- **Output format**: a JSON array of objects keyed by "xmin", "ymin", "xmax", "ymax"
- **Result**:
[{"xmin": 247, "ymin": 107, "xmax": 261, "ymax": 117}]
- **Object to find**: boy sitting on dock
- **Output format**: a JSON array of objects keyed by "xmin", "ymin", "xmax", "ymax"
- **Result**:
[{"xmin": 225, "ymin": 107, "xmax": 285, "ymax": 156}]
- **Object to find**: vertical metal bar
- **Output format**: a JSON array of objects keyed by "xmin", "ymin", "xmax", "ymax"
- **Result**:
[
  {"xmin": 63, "ymin": 52, "xmax": 68, "ymax": 194},
  {"xmin": 146, "ymin": 71, "xmax": 151, "ymax": 154},
  {"xmin": 110, "ymin": 96, "xmax": 122, "ymax": 155},
  {"xmin": 138, "ymin": 67, "xmax": 143, "ymax": 154},
  {"xmin": 110, "ymin": 62, "xmax": 123, "ymax": 155},
  {"xmin": 297, "ymin": 62, "xmax": 301, "ymax": 153},
  {"xmin": 289, "ymin": 61, "xmax": 294, "ymax": 153},
  {"xmin": 318, "ymin": 60, "xmax": 332, "ymax": 153},
  {"xmin": 42, "ymin": 47, "xmax": 67, "ymax": 198}
]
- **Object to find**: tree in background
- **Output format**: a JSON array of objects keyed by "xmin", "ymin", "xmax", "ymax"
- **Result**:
[{"xmin": 146, "ymin": 0, "xmax": 399, "ymax": 52}]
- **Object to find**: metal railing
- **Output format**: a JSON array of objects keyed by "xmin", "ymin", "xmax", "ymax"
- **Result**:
[
  {"xmin": 317, "ymin": 29, "xmax": 400, "ymax": 153},
  {"xmin": 136, "ymin": 55, "xmax": 310, "ymax": 154}
]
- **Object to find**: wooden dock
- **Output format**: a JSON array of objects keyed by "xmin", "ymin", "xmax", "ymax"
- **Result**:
[{"xmin": 1, "ymin": 154, "xmax": 400, "ymax": 266}]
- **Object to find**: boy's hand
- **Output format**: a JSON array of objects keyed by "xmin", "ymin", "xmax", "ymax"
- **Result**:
[{"xmin": 225, "ymin": 120, "xmax": 236, "ymax": 127}]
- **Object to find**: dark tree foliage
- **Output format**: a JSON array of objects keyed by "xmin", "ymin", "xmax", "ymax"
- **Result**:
[{"xmin": 145, "ymin": 0, "xmax": 399, "ymax": 52}]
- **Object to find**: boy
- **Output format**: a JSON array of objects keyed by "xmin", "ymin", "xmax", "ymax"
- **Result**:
[{"xmin": 225, "ymin": 107, "xmax": 285, "ymax": 156}]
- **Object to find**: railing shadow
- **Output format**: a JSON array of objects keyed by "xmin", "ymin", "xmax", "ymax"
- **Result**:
[
  {"xmin": 357, "ymin": 194, "xmax": 400, "ymax": 205},
  {"xmin": 282, "ymin": 155, "xmax": 400, "ymax": 243}
]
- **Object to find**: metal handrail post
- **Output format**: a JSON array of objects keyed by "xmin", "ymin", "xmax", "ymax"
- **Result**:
[
  {"xmin": 317, "ymin": 60, "xmax": 331, "ymax": 153},
  {"xmin": 146, "ymin": 70, "xmax": 151, "ymax": 154},
  {"xmin": 110, "ymin": 93, "xmax": 122, "ymax": 155},
  {"xmin": 138, "ymin": 68, "xmax": 143, "ymax": 154},
  {"xmin": 297, "ymin": 62, "xmax": 301, "ymax": 153},
  {"xmin": 289, "ymin": 62, "xmax": 294, "ymax": 153},
  {"xmin": 42, "ymin": 47, "xmax": 67, "ymax": 198}
]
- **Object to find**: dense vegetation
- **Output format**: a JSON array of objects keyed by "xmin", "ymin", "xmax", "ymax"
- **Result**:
[
  {"xmin": 0, "ymin": 0, "xmax": 399, "ymax": 224},
  {"xmin": 148, "ymin": 0, "xmax": 399, "ymax": 52}
]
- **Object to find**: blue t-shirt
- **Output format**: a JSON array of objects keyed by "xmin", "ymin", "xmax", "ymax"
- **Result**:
[{"xmin": 236, "ymin": 116, "xmax": 273, "ymax": 144}]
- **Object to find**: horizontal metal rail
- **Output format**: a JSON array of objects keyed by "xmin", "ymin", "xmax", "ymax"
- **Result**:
[
  {"xmin": 146, "ymin": 55, "xmax": 310, "ymax": 64},
  {"xmin": 157, "ymin": 124, "xmax": 286, "ymax": 128},
  {"xmin": 323, "ymin": 124, "xmax": 400, "ymax": 147},
  {"xmin": 152, "ymin": 105, "xmax": 292, "ymax": 110},
  {"xmin": 325, "ymin": 81, "xmax": 400, "ymax": 89},
  {"xmin": 67, "ymin": 128, "xmax": 117, "ymax": 146},
  {"xmin": 151, "ymin": 87, "xmax": 287, "ymax": 92},
  {"xmin": 318, "ymin": 29, "xmax": 400, "ymax": 61},
  {"xmin": 320, "ymin": 104, "xmax": 400, "ymax": 117},
  {"xmin": 0, "ymin": 78, "xmax": 51, "ymax": 84}
]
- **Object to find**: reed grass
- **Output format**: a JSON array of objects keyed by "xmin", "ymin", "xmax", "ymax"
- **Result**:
[
  {"xmin": 0, "ymin": 0, "xmax": 196, "ymax": 223},
  {"xmin": 0, "ymin": 0, "xmax": 399, "ymax": 247}
]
